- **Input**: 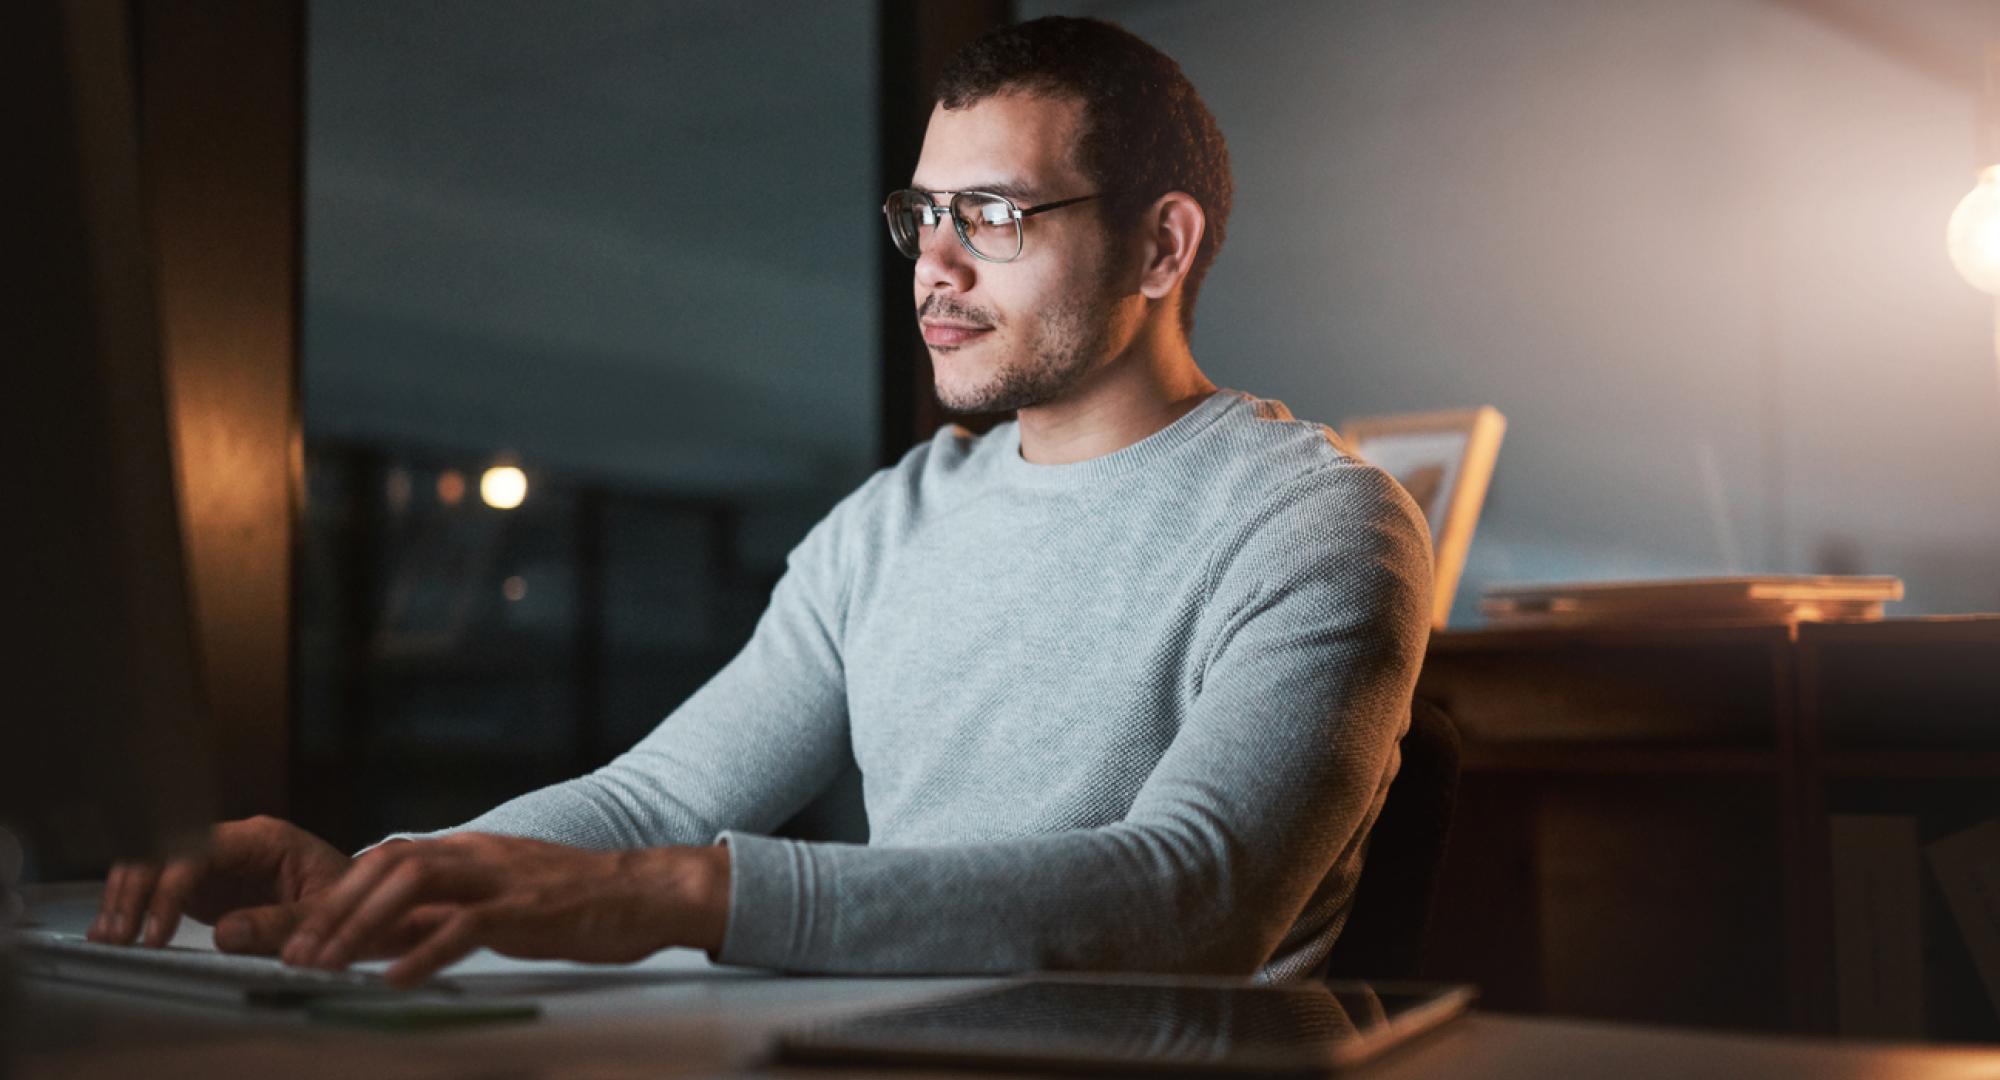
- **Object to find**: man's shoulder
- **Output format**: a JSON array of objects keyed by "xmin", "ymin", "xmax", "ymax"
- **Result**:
[
  {"xmin": 1198, "ymin": 391, "xmax": 1408, "ymax": 518},
  {"xmin": 1199, "ymin": 391, "xmax": 1432, "ymax": 579},
  {"xmin": 1207, "ymin": 390, "xmax": 1357, "ymax": 472}
]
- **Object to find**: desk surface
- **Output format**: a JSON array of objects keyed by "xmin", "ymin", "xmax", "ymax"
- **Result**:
[{"xmin": 11, "ymin": 886, "xmax": 1998, "ymax": 1080}]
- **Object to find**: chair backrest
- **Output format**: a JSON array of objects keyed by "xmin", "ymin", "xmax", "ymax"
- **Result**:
[{"xmin": 1318, "ymin": 696, "xmax": 1463, "ymax": 981}]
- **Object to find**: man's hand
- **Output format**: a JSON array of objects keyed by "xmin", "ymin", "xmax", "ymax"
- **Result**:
[
  {"xmin": 90, "ymin": 815, "xmax": 351, "ymax": 952},
  {"xmin": 277, "ymin": 833, "xmax": 730, "ymax": 987}
]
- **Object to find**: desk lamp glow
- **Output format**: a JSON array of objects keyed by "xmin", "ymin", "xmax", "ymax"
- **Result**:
[
  {"xmin": 481, "ymin": 465, "xmax": 528, "ymax": 510},
  {"xmin": 1947, "ymin": 166, "xmax": 2000, "ymax": 295},
  {"xmin": 1947, "ymin": 46, "xmax": 2000, "ymax": 365}
]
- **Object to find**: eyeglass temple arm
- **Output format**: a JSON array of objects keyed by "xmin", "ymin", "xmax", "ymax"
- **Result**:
[
  {"xmin": 895, "ymin": 191, "xmax": 1100, "ymax": 221},
  {"xmin": 1015, "ymin": 193, "xmax": 1101, "ymax": 218}
]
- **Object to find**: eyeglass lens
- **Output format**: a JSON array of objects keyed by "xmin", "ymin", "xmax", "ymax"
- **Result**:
[{"xmin": 884, "ymin": 191, "xmax": 1021, "ymax": 261}]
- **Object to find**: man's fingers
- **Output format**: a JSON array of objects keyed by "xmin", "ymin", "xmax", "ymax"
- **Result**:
[
  {"xmin": 277, "ymin": 846, "xmax": 408, "ymax": 966},
  {"xmin": 213, "ymin": 901, "xmax": 304, "ymax": 955},
  {"xmin": 384, "ymin": 908, "xmax": 485, "ymax": 988},
  {"xmin": 307, "ymin": 857, "xmax": 440, "ymax": 970},
  {"xmin": 142, "ymin": 861, "xmax": 203, "ymax": 947},
  {"xmin": 283, "ymin": 845, "xmax": 485, "ymax": 970},
  {"xmin": 360, "ymin": 903, "xmax": 455, "ymax": 959},
  {"xmin": 91, "ymin": 863, "xmax": 140, "ymax": 940},
  {"xmin": 103, "ymin": 863, "xmax": 160, "ymax": 944},
  {"xmin": 89, "ymin": 864, "xmax": 128, "ymax": 941}
]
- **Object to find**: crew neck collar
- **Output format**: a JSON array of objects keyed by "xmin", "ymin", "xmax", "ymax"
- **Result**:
[{"xmin": 994, "ymin": 389, "xmax": 1243, "ymax": 489}]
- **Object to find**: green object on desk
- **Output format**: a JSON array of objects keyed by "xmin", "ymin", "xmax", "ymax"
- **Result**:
[{"xmin": 306, "ymin": 996, "xmax": 541, "ymax": 1030}]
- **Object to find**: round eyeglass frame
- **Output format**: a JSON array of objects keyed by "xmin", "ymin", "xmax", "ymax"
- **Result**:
[{"xmin": 883, "ymin": 189, "xmax": 1102, "ymax": 264}]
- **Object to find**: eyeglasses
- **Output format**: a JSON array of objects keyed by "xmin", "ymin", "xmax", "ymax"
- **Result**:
[{"xmin": 883, "ymin": 189, "xmax": 1102, "ymax": 263}]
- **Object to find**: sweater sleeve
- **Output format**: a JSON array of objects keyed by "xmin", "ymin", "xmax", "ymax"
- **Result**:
[
  {"xmin": 373, "ymin": 496, "xmax": 858, "ymax": 852},
  {"xmin": 712, "ymin": 466, "xmax": 1433, "ymax": 976}
]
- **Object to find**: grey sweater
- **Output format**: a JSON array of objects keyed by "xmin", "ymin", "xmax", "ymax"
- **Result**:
[{"xmin": 397, "ymin": 389, "xmax": 1433, "ymax": 980}]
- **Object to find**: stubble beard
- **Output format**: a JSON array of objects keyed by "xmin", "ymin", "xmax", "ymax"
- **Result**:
[{"xmin": 931, "ymin": 271, "xmax": 1118, "ymax": 416}]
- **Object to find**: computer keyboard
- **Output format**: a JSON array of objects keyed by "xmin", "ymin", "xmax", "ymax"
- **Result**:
[{"xmin": 8, "ymin": 928, "xmax": 461, "ymax": 1006}]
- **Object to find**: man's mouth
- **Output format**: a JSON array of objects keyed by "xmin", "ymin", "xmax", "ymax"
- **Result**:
[{"xmin": 921, "ymin": 321, "xmax": 993, "ymax": 347}]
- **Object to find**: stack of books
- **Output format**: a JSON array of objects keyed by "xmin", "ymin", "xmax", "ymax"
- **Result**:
[{"xmin": 1479, "ymin": 575, "xmax": 1903, "ymax": 627}]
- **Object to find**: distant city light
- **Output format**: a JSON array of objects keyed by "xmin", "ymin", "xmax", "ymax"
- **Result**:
[
  {"xmin": 502, "ymin": 575, "xmax": 528, "ymax": 602},
  {"xmin": 481, "ymin": 465, "xmax": 528, "ymax": 510},
  {"xmin": 436, "ymin": 469, "xmax": 467, "ymax": 507}
]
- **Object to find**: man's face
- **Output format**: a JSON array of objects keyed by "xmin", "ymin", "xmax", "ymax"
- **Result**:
[{"xmin": 909, "ymin": 91, "xmax": 1131, "ymax": 414}]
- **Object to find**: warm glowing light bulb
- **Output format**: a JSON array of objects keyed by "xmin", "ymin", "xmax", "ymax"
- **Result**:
[
  {"xmin": 480, "ymin": 465, "xmax": 527, "ymax": 510},
  {"xmin": 1947, "ymin": 165, "xmax": 2000, "ymax": 294}
]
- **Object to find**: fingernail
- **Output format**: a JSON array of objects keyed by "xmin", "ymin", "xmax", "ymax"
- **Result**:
[{"xmin": 110, "ymin": 914, "xmax": 127, "ymax": 937}]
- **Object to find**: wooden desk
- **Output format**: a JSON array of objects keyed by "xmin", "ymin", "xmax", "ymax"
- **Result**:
[
  {"xmin": 18, "ymin": 979, "xmax": 2000, "ymax": 1080},
  {"xmin": 13, "ymin": 885, "xmax": 1998, "ymax": 1080},
  {"xmin": 1415, "ymin": 616, "xmax": 2000, "ymax": 1040}
]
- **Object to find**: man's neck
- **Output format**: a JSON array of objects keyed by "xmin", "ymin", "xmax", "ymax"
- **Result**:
[{"xmin": 1015, "ymin": 329, "xmax": 1218, "ymax": 466}]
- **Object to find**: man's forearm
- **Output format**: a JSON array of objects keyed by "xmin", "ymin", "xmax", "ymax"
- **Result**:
[{"xmin": 623, "ymin": 843, "xmax": 731, "ymax": 955}]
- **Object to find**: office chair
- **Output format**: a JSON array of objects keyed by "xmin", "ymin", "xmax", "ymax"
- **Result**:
[{"xmin": 1319, "ymin": 696, "xmax": 1463, "ymax": 981}]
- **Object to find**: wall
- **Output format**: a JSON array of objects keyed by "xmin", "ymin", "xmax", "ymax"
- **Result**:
[{"xmin": 1025, "ymin": 0, "xmax": 2000, "ymax": 621}]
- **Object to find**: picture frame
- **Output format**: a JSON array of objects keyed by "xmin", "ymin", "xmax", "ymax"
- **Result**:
[{"xmin": 1339, "ymin": 406, "xmax": 1506, "ymax": 628}]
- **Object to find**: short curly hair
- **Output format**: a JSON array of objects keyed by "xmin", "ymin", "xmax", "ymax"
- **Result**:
[{"xmin": 934, "ymin": 16, "xmax": 1232, "ymax": 338}]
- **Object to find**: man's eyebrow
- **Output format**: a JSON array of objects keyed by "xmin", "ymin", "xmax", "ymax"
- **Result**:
[{"xmin": 910, "ymin": 179, "xmax": 1040, "ymax": 201}]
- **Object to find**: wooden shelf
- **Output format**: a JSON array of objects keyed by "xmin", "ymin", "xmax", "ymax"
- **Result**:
[
  {"xmin": 1461, "ymin": 743, "xmax": 1781, "ymax": 775},
  {"xmin": 1429, "ymin": 620, "xmax": 1795, "ymax": 653},
  {"xmin": 1816, "ymin": 749, "xmax": 2000, "ymax": 779},
  {"xmin": 1433, "ymin": 614, "xmax": 2000, "ymax": 655},
  {"xmin": 1418, "ymin": 615, "xmax": 2000, "ymax": 1040},
  {"xmin": 1798, "ymin": 615, "xmax": 2000, "ymax": 646}
]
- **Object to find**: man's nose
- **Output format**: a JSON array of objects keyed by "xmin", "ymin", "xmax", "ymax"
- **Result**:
[{"xmin": 915, "ymin": 216, "xmax": 975, "ymax": 294}]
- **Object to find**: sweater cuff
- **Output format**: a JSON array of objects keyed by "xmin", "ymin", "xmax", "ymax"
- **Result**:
[
  {"xmin": 713, "ymin": 830, "xmax": 816, "ymax": 969},
  {"xmin": 353, "ymin": 830, "xmax": 449, "ymax": 857}
]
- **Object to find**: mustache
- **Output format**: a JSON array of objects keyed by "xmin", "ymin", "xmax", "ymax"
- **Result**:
[{"xmin": 918, "ymin": 295, "xmax": 996, "ymax": 328}]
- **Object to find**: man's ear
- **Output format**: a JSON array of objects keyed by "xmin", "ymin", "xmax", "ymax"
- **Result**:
[{"xmin": 1137, "ymin": 192, "xmax": 1206, "ymax": 301}]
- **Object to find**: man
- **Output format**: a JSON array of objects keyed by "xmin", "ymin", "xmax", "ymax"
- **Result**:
[{"xmin": 91, "ymin": 16, "xmax": 1431, "ymax": 986}]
